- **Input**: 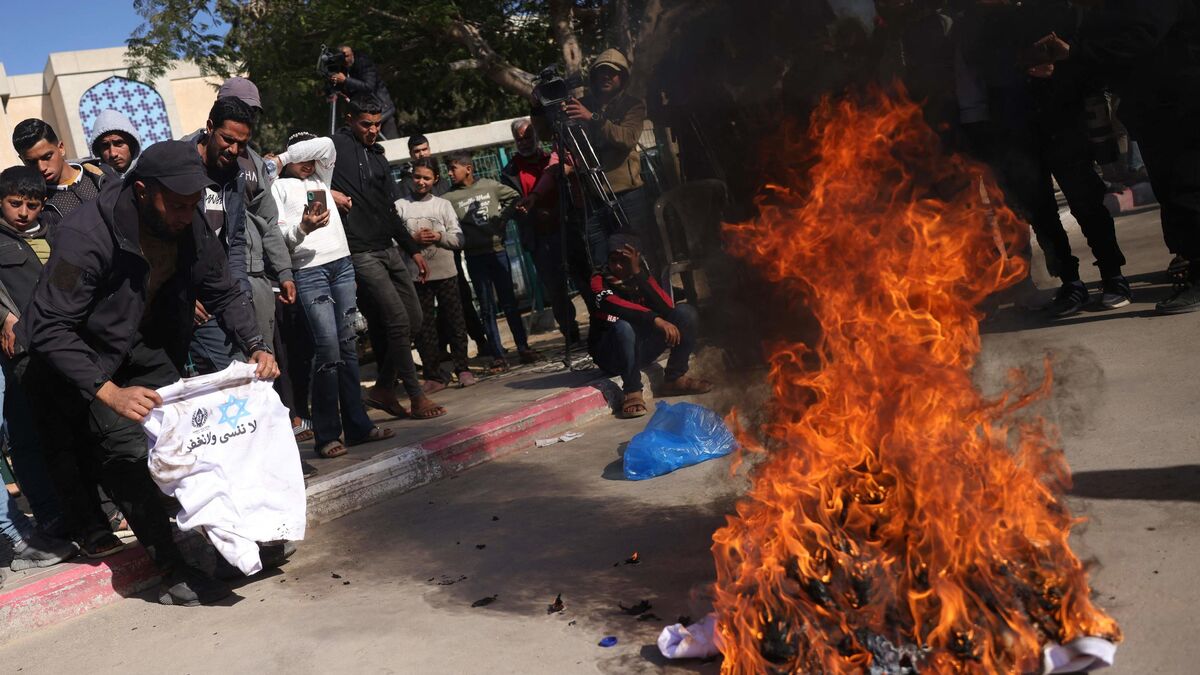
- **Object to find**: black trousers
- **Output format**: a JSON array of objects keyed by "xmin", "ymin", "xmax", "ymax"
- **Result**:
[
  {"xmin": 21, "ymin": 341, "xmax": 185, "ymax": 571},
  {"xmin": 417, "ymin": 277, "xmax": 470, "ymax": 381},
  {"xmin": 351, "ymin": 248, "xmax": 423, "ymax": 398},
  {"xmin": 965, "ymin": 120, "xmax": 1126, "ymax": 281},
  {"xmin": 438, "ymin": 251, "xmax": 488, "ymax": 353},
  {"xmin": 1133, "ymin": 107, "xmax": 1200, "ymax": 264}
]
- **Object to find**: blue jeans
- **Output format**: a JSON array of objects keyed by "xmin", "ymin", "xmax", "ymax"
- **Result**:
[
  {"xmin": 1, "ymin": 357, "xmax": 64, "ymax": 529},
  {"xmin": 0, "ymin": 366, "xmax": 34, "ymax": 545},
  {"xmin": 296, "ymin": 257, "xmax": 375, "ymax": 446},
  {"xmin": 189, "ymin": 319, "xmax": 244, "ymax": 375},
  {"xmin": 465, "ymin": 250, "xmax": 530, "ymax": 358},
  {"xmin": 592, "ymin": 304, "xmax": 699, "ymax": 393}
]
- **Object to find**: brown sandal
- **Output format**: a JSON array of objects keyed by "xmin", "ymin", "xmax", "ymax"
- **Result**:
[
  {"xmin": 487, "ymin": 358, "xmax": 509, "ymax": 374},
  {"xmin": 317, "ymin": 440, "xmax": 347, "ymax": 458},
  {"xmin": 347, "ymin": 426, "xmax": 395, "ymax": 447},
  {"xmin": 409, "ymin": 396, "xmax": 447, "ymax": 420},
  {"xmin": 621, "ymin": 391, "xmax": 648, "ymax": 418},
  {"xmin": 658, "ymin": 375, "xmax": 714, "ymax": 397},
  {"xmin": 364, "ymin": 395, "xmax": 410, "ymax": 419}
]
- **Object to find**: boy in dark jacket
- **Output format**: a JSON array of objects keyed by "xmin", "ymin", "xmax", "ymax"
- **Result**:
[
  {"xmin": 0, "ymin": 166, "xmax": 78, "ymax": 573},
  {"xmin": 589, "ymin": 235, "xmax": 711, "ymax": 418}
]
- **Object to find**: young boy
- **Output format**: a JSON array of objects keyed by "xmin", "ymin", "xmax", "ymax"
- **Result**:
[
  {"xmin": 394, "ymin": 158, "xmax": 473, "ymax": 392},
  {"xmin": 0, "ymin": 166, "xmax": 80, "ymax": 572},
  {"xmin": 443, "ymin": 151, "xmax": 540, "ymax": 371},
  {"xmin": 589, "ymin": 234, "xmax": 712, "ymax": 418}
]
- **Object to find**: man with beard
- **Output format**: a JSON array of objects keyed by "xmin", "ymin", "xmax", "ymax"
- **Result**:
[{"xmin": 20, "ymin": 141, "xmax": 279, "ymax": 605}]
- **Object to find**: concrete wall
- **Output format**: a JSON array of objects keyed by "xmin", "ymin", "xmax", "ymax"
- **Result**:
[{"xmin": 0, "ymin": 47, "xmax": 221, "ymax": 166}]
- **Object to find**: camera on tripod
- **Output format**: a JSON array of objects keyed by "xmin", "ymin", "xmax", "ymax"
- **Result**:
[
  {"xmin": 532, "ymin": 66, "xmax": 586, "ymax": 118},
  {"xmin": 317, "ymin": 44, "xmax": 348, "ymax": 79}
]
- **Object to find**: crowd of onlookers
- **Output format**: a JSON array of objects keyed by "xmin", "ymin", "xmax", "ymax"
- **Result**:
[
  {"xmin": 0, "ymin": 45, "xmax": 710, "ymax": 605},
  {"xmin": 882, "ymin": 0, "xmax": 1200, "ymax": 318}
]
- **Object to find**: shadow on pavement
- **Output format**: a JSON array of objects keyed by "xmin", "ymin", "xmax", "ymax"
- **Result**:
[{"xmin": 1070, "ymin": 465, "xmax": 1200, "ymax": 502}]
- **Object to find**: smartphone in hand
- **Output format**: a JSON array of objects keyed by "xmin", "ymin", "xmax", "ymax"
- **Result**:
[{"xmin": 306, "ymin": 189, "xmax": 328, "ymax": 207}]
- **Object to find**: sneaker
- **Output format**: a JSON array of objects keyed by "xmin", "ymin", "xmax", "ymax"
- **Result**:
[
  {"xmin": 457, "ymin": 371, "xmax": 477, "ymax": 388},
  {"xmin": 1156, "ymin": 276, "xmax": 1200, "ymax": 314},
  {"xmin": 1048, "ymin": 281, "xmax": 1089, "ymax": 318},
  {"xmin": 158, "ymin": 565, "xmax": 231, "ymax": 606},
  {"xmin": 10, "ymin": 533, "xmax": 79, "ymax": 571},
  {"xmin": 1099, "ymin": 276, "xmax": 1132, "ymax": 309}
]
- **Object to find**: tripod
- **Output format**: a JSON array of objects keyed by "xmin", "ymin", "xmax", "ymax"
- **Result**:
[{"xmin": 545, "ymin": 114, "xmax": 631, "ymax": 371}]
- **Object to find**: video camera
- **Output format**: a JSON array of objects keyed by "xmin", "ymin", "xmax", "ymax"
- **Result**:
[
  {"xmin": 532, "ymin": 66, "xmax": 586, "ymax": 111},
  {"xmin": 317, "ymin": 44, "xmax": 348, "ymax": 77}
]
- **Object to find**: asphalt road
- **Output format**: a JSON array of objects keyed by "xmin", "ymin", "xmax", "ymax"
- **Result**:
[{"xmin": 1, "ymin": 206, "xmax": 1196, "ymax": 675}]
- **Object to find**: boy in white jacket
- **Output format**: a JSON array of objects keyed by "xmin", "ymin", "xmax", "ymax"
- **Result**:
[{"xmin": 265, "ymin": 133, "xmax": 395, "ymax": 458}]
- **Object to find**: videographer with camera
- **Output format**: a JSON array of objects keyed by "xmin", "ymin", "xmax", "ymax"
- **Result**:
[
  {"xmin": 531, "ymin": 49, "xmax": 657, "ymax": 272},
  {"xmin": 326, "ymin": 45, "xmax": 399, "ymax": 140}
]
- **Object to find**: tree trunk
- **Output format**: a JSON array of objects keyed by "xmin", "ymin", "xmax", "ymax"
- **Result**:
[
  {"xmin": 549, "ymin": 0, "xmax": 584, "ymax": 77},
  {"xmin": 609, "ymin": 0, "xmax": 634, "ymax": 56}
]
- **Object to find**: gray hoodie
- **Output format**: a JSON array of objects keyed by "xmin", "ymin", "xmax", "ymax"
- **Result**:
[{"xmin": 88, "ymin": 110, "xmax": 142, "ymax": 176}]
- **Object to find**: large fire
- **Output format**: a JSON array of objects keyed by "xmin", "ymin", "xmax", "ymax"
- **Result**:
[{"xmin": 713, "ymin": 92, "xmax": 1120, "ymax": 673}]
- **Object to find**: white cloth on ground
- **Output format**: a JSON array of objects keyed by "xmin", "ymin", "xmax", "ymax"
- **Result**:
[
  {"xmin": 143, "ymin": 362, "xmax": 307, "ymax": 575},
  {"xmin": 1042, "ymin": 637, "xmax": 1116, "ymax": 674},
  {"xmin": 657, "ymin": 613, "xmax": 720, "ymax": 660}
]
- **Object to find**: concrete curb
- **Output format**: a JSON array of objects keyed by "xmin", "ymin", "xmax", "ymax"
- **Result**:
[{"xmin": 0, "ymin": 384, "xmax": 612, "ymax": 643}]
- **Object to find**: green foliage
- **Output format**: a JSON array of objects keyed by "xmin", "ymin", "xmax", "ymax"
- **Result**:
[{"xmin": 126, "ymin": 0, "xmax": 619, "ymax": 150}]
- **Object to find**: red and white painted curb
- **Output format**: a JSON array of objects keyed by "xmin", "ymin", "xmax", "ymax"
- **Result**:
[{"xmin": 0, "ymin": 384, "xmax": 612, "ymax": 643}]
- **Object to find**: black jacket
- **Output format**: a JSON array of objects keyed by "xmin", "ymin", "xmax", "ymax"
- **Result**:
[
  {"xmin": 340, "ymin": 54, "xmax": 396, "ymax": 121},
  {"xmin": 20, "ymin": 180, "xmax": 263, "ymax": 399},
  {"xmin": 1074, "ymin": 0, "xmax": 1200, "ymax": 127},
  {"xmin": 330, "ymin": 127, "xmax": 420, "ymax": 256}
]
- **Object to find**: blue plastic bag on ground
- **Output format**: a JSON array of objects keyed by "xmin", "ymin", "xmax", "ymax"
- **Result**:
[{"xmin": 623, "ymin": 401, "xmax": 737, "ymax": 480}]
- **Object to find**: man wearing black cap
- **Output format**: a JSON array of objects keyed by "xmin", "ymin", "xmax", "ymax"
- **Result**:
[{"xmin": 19, "ymin": 140, "xmax": 278, "ymax": 605}]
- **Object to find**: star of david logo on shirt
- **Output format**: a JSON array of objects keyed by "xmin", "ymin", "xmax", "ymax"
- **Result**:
[{"xmin": 216, "ymin": 395, "xmax": 251, "ymax": 430}]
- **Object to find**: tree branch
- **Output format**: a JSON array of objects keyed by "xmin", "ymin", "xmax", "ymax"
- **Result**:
[
  {"xmin": 444, "ymin": 19, "xmax": 536, "ymax": 98},
  {"xmin": 449, "ymin": 58, "xmax": 481, "ymax": 71}
]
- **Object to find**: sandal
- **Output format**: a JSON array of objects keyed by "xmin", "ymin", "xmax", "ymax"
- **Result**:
[
  {"xmin": 317, "ymin": 440, "xmax": 347, "ymax": 459},
  {"xmin": 292, "ymin": 418, "xmax": 314, "ymax": 442},
  {"xmin": 348, "ymin": 426, "xmax": 395, "ymax": 447},
  {"xmin": 518, "ymin": 348, "xmax": 541, "ymax": 364},
  {"xmin": 81, "ymin": 530, "xmax": 126, "ymax": 559},
  {"xmin": 486, "ymin": 358, "xmax": 509, "ymax": 374},
  {"xmin": 422, "ymin": 379, "xmax": 448, "ymax": 395},
  {"xmin": 458, "ymin": 371, "xmax": 477, "ymax": 387},
  {"xmin": 409, "ymin": 396, "xmax": 447, "ymax": 420},
  {"xmin": 658, "ymin": 375, "xmax": 714, "ymax": 397},
  {"xmin": 621, "ymin": 391, "xmax": 648, "ymax": 419},
  {"xmin": 364, "ymin": 395, "xmax": 410, "ymax": 419}
]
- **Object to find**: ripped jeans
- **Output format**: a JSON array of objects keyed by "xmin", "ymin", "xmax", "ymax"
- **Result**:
[{"xmin": 295, "ymin": 257, "xmax": 375, "ymax": 447}]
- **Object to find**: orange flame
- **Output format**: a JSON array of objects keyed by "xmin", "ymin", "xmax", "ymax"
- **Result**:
[{"xmin": 713, "ymin": 91, "xmax": 1120, "ymax": 673}]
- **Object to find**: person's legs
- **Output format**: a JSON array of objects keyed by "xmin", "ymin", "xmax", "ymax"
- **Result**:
[
  {"xmin": 1, "ymin": 362, "xmax": 65, "ymax": 529},
  {"xmin": 465, "ymin": 254, "xmax": 506, "ymax": 360},
  {"xmin": 532, "ymin": 231, "xmax": 579, "ymax": 341},
  {"xmin": 382, "ymin": 248, "xmax": 425, "ymax": 399},
  {"xmin": 414, "ymin": 282, "xmax": 445, "ymax": 383},
  {"xmin": 434, "ymin": 276, "xmax": 471, "ymax": 373},
  {"xmin": 483, "ymin": 251, "xmax": 531, "ymax": 352},
  {"xmin": 18, "ymin": 359, "xmax": 111, "ymax": 544},
  {"xmin": 188, "ymin": 320, "xmax": 243, "ymax": 375},
  {"xmin": 326, "ymin": 258, "xmax": 375, "ymax": 441},
  {"xmin": 297, "ymin": 263, "xmax": 347, "ymax": 447},
  {"xmin": 0, "ymin": 490, "xmax": 34, "ymax": 546},
  {"xmin": 591, "ymin": 321, "xmax": 643, "ymax": 393},
  {"xmin": 352, "ymin": 250, "xmax": 420, "ymax": 401},
  {"xmin": 1048, "ymin": 129, "xmax": 1126, "ymax": 280},
  {"xmin": 659, "ymin": 304, "xmax": 699, "ymax": 382},
  {"xmin": 454, "ymin": 251, "xmax": 489, "ymax": 352},
  {"xmin": 1139, "ymin": 114, "xmax": 1200, "ymax": 312}
]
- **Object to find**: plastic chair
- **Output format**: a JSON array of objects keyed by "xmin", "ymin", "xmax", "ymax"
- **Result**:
[{"xmin": 653, "ymin": 179, "xmax": 729, "ymax": 305}]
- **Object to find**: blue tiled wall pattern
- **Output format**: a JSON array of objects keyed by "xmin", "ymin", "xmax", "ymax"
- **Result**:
[{"xmin": 79, "ymin": 77, "xmax": 173, "ymax": 149}]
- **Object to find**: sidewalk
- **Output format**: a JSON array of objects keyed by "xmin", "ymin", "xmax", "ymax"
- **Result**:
[{"xmin": 0, "ymin": 319, "xmax": 619, "ymax": 643}]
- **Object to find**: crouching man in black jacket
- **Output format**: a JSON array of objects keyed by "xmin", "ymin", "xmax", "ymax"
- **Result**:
[{"xmin": 18, "ymin": 141, "xmax": 279, "ymax": 605}]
